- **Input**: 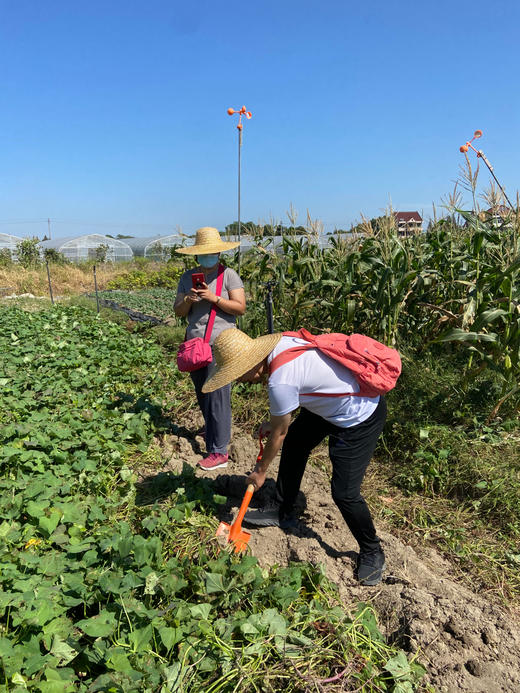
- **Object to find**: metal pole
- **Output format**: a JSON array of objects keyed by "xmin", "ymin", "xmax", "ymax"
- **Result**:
[
  {"xmin": 265, "ymin": 281, "xmax": 274, "ymax": 334},
  {"xmin": 93, "ymin": 265, "xmax": 100, "ymax": 314},
  {"xmin": 45, "ymin": 261, "xmax": 54, "ymax": 305},
  {"xmin": 460, "ymin": 131, "xmax": 516, "ymax": 215},
  {"xmin": 477, "ymin": 150, "xmax": 516, "ymax": 212},
  {"xmin": 227, "ymin": 106, "xmax": 251, "ymax": 276},
  {"xmin": 47, "ymin": 218, "xmax": 51, "ymax": 240},
  {"xmin": 237, "ymin": 127, "xmax": 242, "ymax": 279}
]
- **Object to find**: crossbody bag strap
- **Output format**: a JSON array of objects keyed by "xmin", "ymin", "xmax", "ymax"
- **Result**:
[
  {"xmin": 203, "ymin": 264, "xmax": 225, "ymax": 343},
  {"xmin": 268, "ymin": 332, "xmax": 367, "ymax": 397},
  {"xmin": 268, "ymin": 345, "xmax": 312, "ymax": 374},
  {"xmin": 268, "ymin": 329, "xmax": 316, "ymax": 374}
]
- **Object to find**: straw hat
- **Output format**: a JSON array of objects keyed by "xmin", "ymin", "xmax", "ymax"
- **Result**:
[
  {"xmin": 202, "ymin": 328, "xmax": 283, "ymax": 393},
  {"xmin": 175, "ymin": 227, "xmax": 240, "ymax": 255}
]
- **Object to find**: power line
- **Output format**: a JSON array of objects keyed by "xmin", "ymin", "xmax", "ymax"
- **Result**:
[
  {"xmin": 0, "ymin": 219, "xmax": 48, "ymax": 225},
  {"xmin": 0, "ymin": 219, "xmax": 179, "ymax": 229}
]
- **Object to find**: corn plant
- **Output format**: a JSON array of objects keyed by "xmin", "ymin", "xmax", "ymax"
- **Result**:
[{"xmin": 232, "ymin": 211, "xmax": 520, "ymax": 417}]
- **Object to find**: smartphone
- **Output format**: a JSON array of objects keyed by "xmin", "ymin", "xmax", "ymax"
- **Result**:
[{"xmin": 192, "ymin": 272, "xmax": 205, "ymax": 290}]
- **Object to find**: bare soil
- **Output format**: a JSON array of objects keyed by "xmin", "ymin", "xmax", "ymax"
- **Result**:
[{"xmin": 153, "ymin": 418, "xmax": 520, "ymax": 693}]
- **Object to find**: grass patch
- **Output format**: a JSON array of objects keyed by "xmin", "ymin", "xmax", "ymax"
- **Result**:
[
  {"xmin": 384, "ymin": 351, "xmax": 520, "ymax": 535},
  {"xmin": 364, "ymin": 465, "xmax": 520, "ymax": 606},
  {"xmin": 0, "ymin": 258, "xmax": 184, "ymax": 297},
  {"xmin": 0, "ymin": 296, "xmax": 54, "ymax": 311}
]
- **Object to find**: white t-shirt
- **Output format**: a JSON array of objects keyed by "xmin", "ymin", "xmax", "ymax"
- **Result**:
[{"xmin": 267, "ymin": 336, "xmax": 379, "ymax": 428}]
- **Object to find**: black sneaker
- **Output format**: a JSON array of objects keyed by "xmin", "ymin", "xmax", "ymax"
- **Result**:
[
  {"xmin": 357, "ymin": 549, "xmax": 386, "ymax": 586},
  {"xmin": 243, "ymin": 506, "xmax": 298, "ymax": 529}
]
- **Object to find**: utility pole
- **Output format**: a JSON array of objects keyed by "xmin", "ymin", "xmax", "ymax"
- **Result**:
[
  {"xmin": 227, "ymin": 105, "xmax": 252, "ymax": 278},
  {"xmin": 48, "ymin": 218, "xmax": 51, "ymax": 240}
]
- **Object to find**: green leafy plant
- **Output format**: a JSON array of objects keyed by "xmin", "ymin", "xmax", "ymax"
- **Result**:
[
  {"xmin": 15, "ymin": 238, "xmax": 42, "ymax": 269},
  {"xmin": 106, "ymin": 263, "xmax": 183, "ymax": 290},
  {"xmin": 230, "ymin": 213, "xmax": 519, "ymax": 418},
  {"xmin": 94, "ymin": 243, "xmax": 110, "ymax": 263},
  {"xmin": 0, "ymin": 305, "xmax": 425, "ymax": 691},
  {"xmin": 43, "ymin": 248, "xmax": 68, "ymax": 265},
  {"xmin": 96, "ymin": 288, "xmax": 177, "ymax": 320},
  {"xmin": 0, "ymin": 248, "xmax": 13, "ymax": 267}
]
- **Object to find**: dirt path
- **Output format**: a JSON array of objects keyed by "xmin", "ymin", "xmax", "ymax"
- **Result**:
[{"xmin": 156, "ymin": 423, "xmax": 520, "ymax": 692}]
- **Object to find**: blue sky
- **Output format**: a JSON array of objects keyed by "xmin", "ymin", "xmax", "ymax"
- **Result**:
[{"xmin": 1, "ymin": 0, "xmax": 519, "ymax": 239}]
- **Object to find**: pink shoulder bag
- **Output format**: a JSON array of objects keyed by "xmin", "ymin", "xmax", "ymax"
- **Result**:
[{"xmin": 176, "ymin": 264, "xmax": 225, "ymax": 373}]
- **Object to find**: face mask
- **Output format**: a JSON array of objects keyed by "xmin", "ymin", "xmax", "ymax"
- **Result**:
[{"xmin": 197, "ymin": 254, "xmax": 219, "ymax": 268}]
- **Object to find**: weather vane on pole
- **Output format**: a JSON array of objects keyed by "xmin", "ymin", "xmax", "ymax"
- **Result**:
[
  {"xmin": 459, "ymin": 129, "xmax": 515, "ymax": 212},
  {"xmin": 227, "ymin": 105, "xmax": 252, "ymax": 278}
]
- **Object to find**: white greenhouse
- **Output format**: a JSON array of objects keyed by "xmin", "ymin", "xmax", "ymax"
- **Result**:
[
  {"xmin": 0, "ymin": 233, "xmax": 24, "ymax": 260},
  {"xmin": 39, "ymin": 234, "xmax": 134, "ymax": 262},
  {"xmin": 125, "ymin": 235, "xmax": 185, "ymax": 260},
  {"xmin": 227, "ymin": 234, "xmax": 332, "ymax": 253}
]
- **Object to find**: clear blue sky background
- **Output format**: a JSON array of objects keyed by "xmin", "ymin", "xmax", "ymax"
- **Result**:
[{"xmin": 1, "ymin": 0, "xmax": 519, "ymax": 239}]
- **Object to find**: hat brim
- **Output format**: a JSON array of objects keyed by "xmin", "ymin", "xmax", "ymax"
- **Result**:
[
  {"xmin": 202, "ymin": 333, "xmax": 283, "ymax": 393},
  {"xmin": 175, "ymin": 240, "xmax": 240, "ymax": 255}
]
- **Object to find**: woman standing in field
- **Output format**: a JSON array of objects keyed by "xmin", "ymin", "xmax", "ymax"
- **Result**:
[{"xmin": 174, "ymin": 227, "xmax": 246, "ymax": 471}]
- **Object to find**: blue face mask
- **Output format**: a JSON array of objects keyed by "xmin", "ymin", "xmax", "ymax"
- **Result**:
[{"xmin": 197, "ymin": 253, "xmax": 219, "ymax": 268}]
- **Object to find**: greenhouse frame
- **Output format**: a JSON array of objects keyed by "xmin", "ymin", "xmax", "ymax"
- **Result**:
[
  {"xmin": 39, "ymin": 234, "xmax": 134, "ymax": 262},
  {"xmin": 0, "ymin": 233, "xmax": 24, "ymax": 260},
  {"xmin": 228, "ymin": 234, "xmax": 332, "ymax": 252},
  {"xmin": 125, "ymin": 234, "xmax": 185, "ymax": 260}
]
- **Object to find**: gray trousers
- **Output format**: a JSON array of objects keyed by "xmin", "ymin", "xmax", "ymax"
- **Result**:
[{"xmin": 190, "ymin": 361, "xmax": 231, "ymax": 455}]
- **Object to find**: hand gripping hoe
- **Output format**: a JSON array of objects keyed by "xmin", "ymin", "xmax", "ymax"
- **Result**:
[{"xmin": 216, "ymin": 438, "xmax": 264, "ymax": 553}]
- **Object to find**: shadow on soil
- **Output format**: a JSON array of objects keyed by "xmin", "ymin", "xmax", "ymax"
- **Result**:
[{"xmin": 134, "ymin": 466, "xmax": 362, "ymax": 565}]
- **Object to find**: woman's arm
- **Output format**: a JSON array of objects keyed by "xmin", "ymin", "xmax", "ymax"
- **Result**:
[
  {"xmin": 195, "ymin": 286, "xmax": 246, "ymax": 316},
  {"xmin": 174, "ymin": 290, "xmax": 199, "ymax": 317}
]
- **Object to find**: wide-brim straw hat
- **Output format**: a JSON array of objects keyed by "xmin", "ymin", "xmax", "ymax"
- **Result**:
[
  {"xmin": 175, "ymin": 227, "xmax": 240, "ymax": 255},
  {"xmin": 202, "ymin": 328, "xmax": 283, "ymax": 393}
]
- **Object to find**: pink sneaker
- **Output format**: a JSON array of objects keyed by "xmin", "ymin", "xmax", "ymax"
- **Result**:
[{"xmin": 198, "ymin": 453, "xmax": 229, "ymax": 470}]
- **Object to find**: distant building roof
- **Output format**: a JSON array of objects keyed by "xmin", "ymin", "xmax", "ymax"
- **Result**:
[
  {"xmin": 394, "ymin": 211, "xmax": 422, "ymax": 222},
  {"xmin": 484, "ymin": 205, "xmax": 513, "ymax": 217}
]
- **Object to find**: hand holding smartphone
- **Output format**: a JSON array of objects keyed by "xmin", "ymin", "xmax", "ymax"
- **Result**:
[
  {"xmin": 192, "ymin": 272, "xmax": 205, "ymax": 289},
  {"xmin": 190, "ymin": 272, "xmax": 205, "ymax": 301}
]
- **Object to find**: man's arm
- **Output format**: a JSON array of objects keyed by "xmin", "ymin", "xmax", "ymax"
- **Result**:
[{"xmin": 248, "ymin": 413, "xmax": 291, "ymax": 490}]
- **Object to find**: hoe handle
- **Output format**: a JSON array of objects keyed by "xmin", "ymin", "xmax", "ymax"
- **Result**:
[
  {"xmin": 229, "ymin": 484, "xmax": 255, "ymax": 541},
  {"xmin": 256, "ymin": 435, "xmax": 264, "ymax": 463}
]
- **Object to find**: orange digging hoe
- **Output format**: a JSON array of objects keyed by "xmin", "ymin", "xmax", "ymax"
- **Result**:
[{"xmin": 216, "ymin": 437, "xmax": 264, "ymax": 553}]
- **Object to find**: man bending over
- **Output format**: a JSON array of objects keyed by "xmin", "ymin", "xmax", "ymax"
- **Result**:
[{"xmin": 202, "ymin": 328, "xmax": 388, "ymax": 586}]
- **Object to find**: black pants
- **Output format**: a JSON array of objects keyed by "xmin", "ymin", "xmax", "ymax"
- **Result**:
[
  {"xmin": 190, "ymin": 359, "xmax": 231, "ymax": 455},
  {"xmin": 276, "ymin": 397, "xmax": 387, "ymax": 554}
]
